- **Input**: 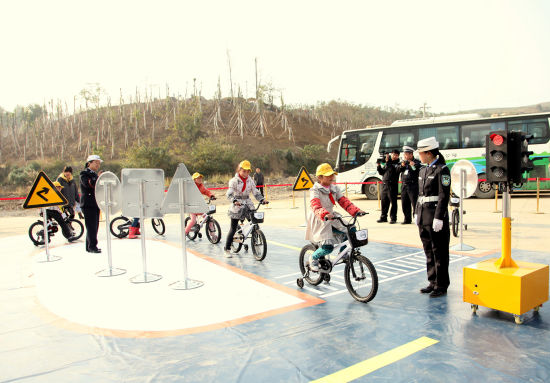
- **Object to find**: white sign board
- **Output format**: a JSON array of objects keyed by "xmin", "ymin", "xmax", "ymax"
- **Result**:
[
  {"xmin": 161, "ymin": 163, "xmax": 208, "ymax": 215},
  {"xmin": 95, "ymin": 171, "xmax": 122, "ymax": 215},
  {"xmin": 121, "ymin": 169, "xmax": 165, "ymax": 218}
]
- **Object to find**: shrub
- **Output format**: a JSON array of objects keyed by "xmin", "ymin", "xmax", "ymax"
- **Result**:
[
  {"xmin": 124, "ymin": 142, "xmax": 177, "ymax": 175},
  {"xmin": 186, "ymin": 138, "xmax": 241, "ymax": 176}
]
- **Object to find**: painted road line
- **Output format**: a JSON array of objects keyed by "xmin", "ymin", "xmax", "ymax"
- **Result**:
[
  {"xmin": 310, "ymin": 336, "xmax": 439, "ymax": 383},
  {"xmin": 373, "ymin": 251, "xmax": 425, "ymax": 264},
  {"xmin": 395, "ymin": 258, "xmax": 426, "ymax": 266},
  {"xmin": 371, "ymin": 266, "xmax": 398, "ymax": 275},
  {"xmin": 375, "ymin": 264, "xmax": 408, "ymax": 273},
  {"xmin": 378, "ymin": 257, "xmax": 466, "ymax": 284},
  {"xmin": 275, "ymin": 271, "xmax": 302, "ymax": 279},
  {"xmin": 267, "ymin": 240, "xmax": 302, "ymax": 251}
]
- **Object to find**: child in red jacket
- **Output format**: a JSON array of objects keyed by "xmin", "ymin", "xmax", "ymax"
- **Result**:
[{"xmin": 185, "ymin": 173, "xmax": 216, "ymax": 234}]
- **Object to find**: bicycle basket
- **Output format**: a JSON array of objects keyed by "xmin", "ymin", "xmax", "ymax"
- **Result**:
[
  {"xmin": 450, "ymin": 196, "xmax": 460, "ymax": 207},
  {"xmin": 207, "ymin": 205, "xmax": 216, "ymax": 214},
  {"xmin": 252, "ymin": 211, "xmax": 264, "ymax": 223},
  {"xmin": 350, "ymin": 229, "xmax": 368, "ymax": 247}
]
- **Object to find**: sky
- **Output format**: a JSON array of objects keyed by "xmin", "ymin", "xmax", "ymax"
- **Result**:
[{"xmin": 1, "ymin": 0, "xmax": 549, "ymax": 113}]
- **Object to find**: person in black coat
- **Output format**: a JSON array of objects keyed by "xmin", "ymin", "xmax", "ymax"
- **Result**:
[
  {"xmin": 377, "ymin": 149, "xmax": 400, "ymax": 223},
  {"xmin": 80, "ymin": 155, "xmax": 103, "ymax": 253},
  {"xmin": 57, "ymin": 166, "xmax": 81, "ymax": 219},
  {"xmin": 398, "ymin": 146, "xmax": 421, "ymax": 224},
  {"xmin": 253, "ymin": 168, "xmax": 265, "ymax": 196},
  {"xmin": 415, "ymin": 137, "xmax": 451, "ymax": 298}
]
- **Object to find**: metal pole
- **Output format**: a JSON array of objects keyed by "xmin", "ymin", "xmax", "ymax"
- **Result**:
[
  {"xmin": 376, "ymin": 182, "xmax": 381, "ymax": 211},
  {"xmin": 345, "ymin": 182, "xmax": 348, "ymax": 198},
  {"xmin": 299, "ymin": 190, "xmax": 307, "ymax": 227},
  {"xmin": 495, "ymin": 184, "xmax": 517, "ymax": 268},
  {"xmin": 536, "ymin": 177, "xmax": 541, "ymax": 214},
  {"xmin": 451, "ymin": 169, "xmax": 474, "ymax": 251},
  {"xmin": 38, "ymin": 207, "xmax": 61, "ymax": 262}
]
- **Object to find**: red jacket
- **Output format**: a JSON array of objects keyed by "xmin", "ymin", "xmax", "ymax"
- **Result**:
[{"xmin": 195, "ymin": 181, "xmax": 213, "ymax": 198}]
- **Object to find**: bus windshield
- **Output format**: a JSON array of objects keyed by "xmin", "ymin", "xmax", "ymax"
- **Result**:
[{"xmin": 338, "ymin": 131, "xmax": 378, "ymax": 172}]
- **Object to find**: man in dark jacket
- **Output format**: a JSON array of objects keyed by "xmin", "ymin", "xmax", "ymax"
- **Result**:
[
  {"xmin": 398, "ymin": 146, "xmax": 422, "ymax": 224},
  {"xmin": 80, "ymin": 155, "xmax": 103, "ymax": 253},
  {"xmin": 377, "ymin": 149, "xmax": 400, "ymax": 223},
  {"xmin": 253, "ymin": 168, "xmax": 265, "ymax": 196},
  {"xmin": 57, "ymin": 166, "xmax": 81, "ymax": 219}
]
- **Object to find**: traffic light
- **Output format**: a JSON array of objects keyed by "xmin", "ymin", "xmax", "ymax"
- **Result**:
[
  {"xmin": 507, "ymin": 131, "xmax": 534, "ymax": 184},
  {"xmin": 485, "ymin": 131, "xmax": 508, "ymax": 183}
]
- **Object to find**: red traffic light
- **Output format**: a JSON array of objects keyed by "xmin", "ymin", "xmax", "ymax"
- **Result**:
[{"xmin": 490, "ymin": 134, "xmax": 504, "ymax": 146}]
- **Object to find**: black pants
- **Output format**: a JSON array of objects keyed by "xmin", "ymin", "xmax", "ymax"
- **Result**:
[
  {"xmin": 257, "ymin": 185, "xmax": 264, "ymax": 196},
  {"xmin": 45, "ymin": 209, "xmax": 73, "ymax": 239},
  {"xmin": 83, "ymin": 206, "xmax": 100, "ymax": 251},
  {"xmin": 224, "ymin": 218, "xmax": 240, "ymax": 250},
  {"xmin": 419, "ymin": 219, "xmax": 450, "ymax": 291},
  {"xmin": 380, "ymin": 184, "xmax": 398, "ymax": 221},
  {"xmin": 401, "ymin": 184, "xmax": 419, "ymax": 223}
]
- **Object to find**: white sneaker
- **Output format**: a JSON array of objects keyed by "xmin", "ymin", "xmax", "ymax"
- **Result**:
[
  {"xmin": 224, "ymin": 249, "xmax": 233, "ymax": 258},
  {"xmin": 309, "ymin": 255, "xmax": 319, "ymax": 272}
]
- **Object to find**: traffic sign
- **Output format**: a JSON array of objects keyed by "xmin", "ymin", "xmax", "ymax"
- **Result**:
[
  {"xmin": 292, "ymin": 166, "xmax": 315, "ymax": 191},
  {"xmin": 22, "ymin": 171, "xmax": 68, "ymax": 209}
]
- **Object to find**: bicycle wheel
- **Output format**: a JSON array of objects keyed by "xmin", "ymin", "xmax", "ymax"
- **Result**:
[
  {"xmin": 451, "ymin": 209, "xmax": 459, "ymax": 237},
  {"xmin": 29, "ymin": 221, "xmax": 47, "ymax": 246},
  {"xmin": 152, "ymin": 218, "xmax": 165, "ymax": 235},
  {"xmin": 110, "ymin": 216, "xmax": 131, "ymax": 238},
  {"xmin": 231, "ymin": 236, "xmax": 243, "ymax": 253},
  {"xmin": 206, "ymin": 218, "xmax": 222, "ymax": 244},
  {"xmin": 184, "ymin": 217, "xmax": 198, "ymax": 240},
  {"xmin": 251, "ymin": 229, "xmax": 267, "ymax": 261},
  {"xmin": 299, "ymin": 244, "xmax": 323, "ymax": 286},
  {"xmin": 68, "ymin": 218, "xmax": 84, "ymax": 240},
  {"xmin": 344, "ymin": 254, "xmax": 378, "ymax": 303}
]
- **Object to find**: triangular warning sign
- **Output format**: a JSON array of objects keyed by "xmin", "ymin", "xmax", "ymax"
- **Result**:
[
  {"xmin": 293, "ymin": 166, "xmax": 315, "ymax": 191},
  {"xmin": 23, "ymin": 171, "xmax": 68, "ymax": 209}
]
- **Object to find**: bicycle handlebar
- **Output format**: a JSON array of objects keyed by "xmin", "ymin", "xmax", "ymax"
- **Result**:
[{"xmin": 327, "ymin": 211, "xmax": 367, "ymax": 227}]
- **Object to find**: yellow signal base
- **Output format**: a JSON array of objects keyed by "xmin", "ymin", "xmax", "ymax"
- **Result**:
[{"xmin": 463, "ymin": 259, "xmax": 548, "ymax": 315}]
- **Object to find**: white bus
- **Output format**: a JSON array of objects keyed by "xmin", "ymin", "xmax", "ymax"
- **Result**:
[{"xmin": 331, "ymin": 112, "xmax": 550, "ymax": 199}]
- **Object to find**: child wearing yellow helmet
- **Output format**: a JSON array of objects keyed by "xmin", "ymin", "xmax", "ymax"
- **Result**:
[
  {"xmin": 184, "ymin": 172, "xmax": 216, "ymax": 235},
  {"xmin": 305, "ymin": 163, "xmax": 365, "ymax": 271}
]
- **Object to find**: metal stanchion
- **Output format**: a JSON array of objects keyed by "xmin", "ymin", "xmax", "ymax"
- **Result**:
[
  {"xmin": 493, "ymin": 188, "xmax": 501, "ymax": 213},
  {"xmin": 345, "ymin": 182, "xmax": 348, "ymax": 198},
  {"xmin": 300, "ymin": 190, "xmax": 307, "ymax": 227},
  {"xmin": 451, "ymin": 169, "xmax": 474, "ymax": 251},
  {"xmin": 291, "ymin": 189, "xmax": 298, "ymax": 209},
  {"xmin": 535, "ymin": 177, "xmax": 543, "ymax": 214},
  {"xmin": 376, "ymin": 182, "xmax": 381, "ymax": 211},
  {"xmin": 38, "ymin": 207, "xmax": 61, "ymax": 262},
  {"xmin": 264, "ymin": 185, "xmax": 271, "ymax": 209}
]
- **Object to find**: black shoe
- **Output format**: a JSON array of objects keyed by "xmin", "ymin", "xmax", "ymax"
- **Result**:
[
  {"xmin": 389, "ymin": 220, "xmax": 397, "ymax": 224},
  {"xmin": 68, "ymin": 236, "xmax": 78, "ymax": 243},
  {"xmin": 377, "ymin": 218, "xmax": 387, "ymax": 223},
  {"xmin": 420, "ymin": 285, "xmax": 434, "ymax": 294},
  {"xmin": 89, "ymin": 248, "xmax": 102, "ymax": 253},
  {"xmin": 429, "ymin": 289, "xmax": 447, "ymax": 298},
  {"xmin": 401, "ymin": 221, "xmax": 411, "ymax": 225}
]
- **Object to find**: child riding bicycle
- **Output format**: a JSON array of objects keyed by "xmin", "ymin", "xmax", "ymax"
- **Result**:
[
  {"xmin": 185, "ymin": 172, "xmax": 216, "ymax": 235},
  {"xmin": 305, "ymin": 163, "xmax": 365, "ymax": 271}
]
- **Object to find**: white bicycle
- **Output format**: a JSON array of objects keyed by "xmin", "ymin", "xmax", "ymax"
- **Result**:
[{"xmin": 297, "ymin": 212, "xmax": 378, "ymax": 303}]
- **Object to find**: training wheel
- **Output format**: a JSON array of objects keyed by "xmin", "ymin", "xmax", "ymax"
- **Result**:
[
  {"xmin": 534, "ymin": 305, "xmax": 541, "ymax": 313},
  {"xmin": 471, "ymin": 304, "xmax": 478, "ymax": 314},
  {"xmin": 297, "ymin": 278, "xmax": 304, "ymax": 288},
  {"xmin": 324, "ymin": 274, "xmax": 331, "ymax": 283},
  {"xmin": 244, "ymin": 244, "xmax": 249, "ymax": 252},
  {"xmin": 514, "ymin": 314, "xmax": 523, "ymax": 324},
  {"xmin": 198, "ymin": 233, "xmax": 203, "ymax": 239}
]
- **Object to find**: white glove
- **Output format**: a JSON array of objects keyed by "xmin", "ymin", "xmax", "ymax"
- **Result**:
[
  {"xmin": 414, "ymin": 214, "xmax": 419, "ymax": 225},
  {"xmin": 433, "ymin": 218, "xmax": 443, "ymax": 232}
]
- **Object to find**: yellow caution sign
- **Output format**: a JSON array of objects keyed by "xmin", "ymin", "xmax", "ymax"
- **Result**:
[
  {"xmin": 23, "ymin": 171, "xmax": 68, "ymax": 209},
  {"xmin": 293, "ymin": 166, "xmax": 315, "ymax": 191}
]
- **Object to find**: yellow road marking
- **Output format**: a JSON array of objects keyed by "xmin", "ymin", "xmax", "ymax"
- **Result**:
[
  {"xmin": 310, "ymin": 336, "xmax": 439, "ymax": 383},
  {"xmin": 267, "ymin": 240, "xmax": 302, "ymax": 251}
]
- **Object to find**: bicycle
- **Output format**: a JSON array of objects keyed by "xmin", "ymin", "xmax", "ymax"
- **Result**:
[
  {"xmin": 28, "ymin": 210, "xmax": 84, "ymax": 246},
  {"xmin": 185, "ymin": 197, "xmax": 222, "ymax": 244},
  {"xmin": 297, "ymin": 212, "xmax": 378, "ymax": 303},
  {"xmin": 109, "ymin": 216, "xmax": 166, "ymax": 238},
  {"xmin": 229, "ymin": 201, "xmax": 269, "ymax": 261},
  {"xmin": 450, "ymin": 192, "xmax": 467, "ymax": 237}
]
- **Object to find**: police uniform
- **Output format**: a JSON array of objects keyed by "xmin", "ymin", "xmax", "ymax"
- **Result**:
[
  {"xmin": 398, "ymin": 146, "xmax": 421, "ymax": 224},
  {"xmin": 415, "ymin": 137, "xmax": 451, "ymax": 296},
  {"xmin": 80, "ymin": 156, "xmax": 102, "ymax": 253},
  {"xmin": 377, "ymin": 155, "xmax": 400, "ymax": 223}
]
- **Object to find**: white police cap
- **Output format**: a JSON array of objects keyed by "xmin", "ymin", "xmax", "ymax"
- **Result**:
[
  {"xmin": 417, "ymin": 137, "xmax": 439, "ymax": 152},
  {"xmin": 86, "ymin": 154, "xmax": 103, "ymax": 163},
  {"xmin": 402, "ymin": 145, "xmax": 415, "ymax": 153}
]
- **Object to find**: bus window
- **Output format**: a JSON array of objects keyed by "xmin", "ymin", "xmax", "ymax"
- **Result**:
[
  {"xmin": 508, "ymin": 119, "xmax": 550, "ymax": 144},
  {"xmin": 461, "ymin": 123, "xmax": 491, "ymax": 148},
  {"xmin": 419, "ymin": 126, "xmax": 459, "ymax": 149},
  {"xmin": 380, "ymin": 133, "xmax": 399, "ymax": 151},
  {"xmin": 400, "ymin": 132, "xmax": 415, "ymax": 147},
  {"xmin": 357, "ymin": 131, "xmax": 378, "ymax": 163},
  {"xmin": 339, "ymin": 134, "xmax": 360, "ymax": 172}
]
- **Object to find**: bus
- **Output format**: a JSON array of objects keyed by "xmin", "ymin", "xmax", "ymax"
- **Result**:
[{"xmin": 330, "ymin": 112, "xmax": 550, "ymax": 199}]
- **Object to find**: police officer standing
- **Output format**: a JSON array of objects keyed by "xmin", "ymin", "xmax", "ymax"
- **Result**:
[
  {"xmin": 399, "ymin": 146, "xmax": 421, "ymax": 224},
  {"xmin": 415, "ymin": 137, "xmax": 451, "ymax": 297},
  {"xmin": 377, "ymin": 149, "xmax": 400, "ymax": 224},
  {"xmin": 80, "ymin": 155, "xmax": 103, "ymax": 253}
]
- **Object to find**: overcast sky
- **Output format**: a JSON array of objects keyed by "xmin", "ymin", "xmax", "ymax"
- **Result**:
[{"xmin": 1, "ymin": 0, "xmax": 549, "ymax": 113}]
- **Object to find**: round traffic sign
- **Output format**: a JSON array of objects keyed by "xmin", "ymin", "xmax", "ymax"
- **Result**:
[
  {"xmin": 95, "ymin": 171, "xmax": 122, "ymax": 215},
  {"xmin": 450, "ymin": 160, "xmax": 478, "ymax": 198}
]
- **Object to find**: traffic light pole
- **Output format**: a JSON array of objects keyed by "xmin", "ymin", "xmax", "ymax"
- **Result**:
[{"xmin": 494, "ymin": 184, "xmax": 517, "ymax": 269}]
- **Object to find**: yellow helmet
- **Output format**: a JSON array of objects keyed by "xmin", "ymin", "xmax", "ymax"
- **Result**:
[
  {"xmin": 316, "ymin": 163, "xmax": 338, "ymax": 177},
  {"xmin": 239, "ymin": 160, "xmax": 252, "ymax": 170},
  {"xmin": 192, "ymin": 172, "xmax": 203, "ymax": 180},
  {"xmin": 53, "ymin": 181, "xmax": 63, "ymax": 188}
]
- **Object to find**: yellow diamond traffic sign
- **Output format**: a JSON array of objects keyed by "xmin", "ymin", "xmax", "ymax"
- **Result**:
[
  {"xmin": 293, "ymin": 166, "xmax": 315, "ymax": 191},
  {"xmin": 22, "ymin": 171, "xmax": 68, "ymax": 209}
]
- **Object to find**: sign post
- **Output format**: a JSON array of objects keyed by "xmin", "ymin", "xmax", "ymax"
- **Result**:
[
  {"xmin": 161, "ymin": 163, "xmax": 208, "ymax": 290},
  {"xmin": 23, "ymin": 171, "xmax": 69, "ymax": 262},
  {"xmin": 95, "ymin": 171, "xmax": 126, "ymax": 277},
  {"xmin": 292, "ymin": 167, "xmax": 314, "ymax": 228}
]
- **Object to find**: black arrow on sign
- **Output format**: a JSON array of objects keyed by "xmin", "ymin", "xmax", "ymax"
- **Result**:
[
  {"xmin": 301, "ymin": 177, "xmax": 309, "ymax": 187},
  {"xmin": 36, "ymin": 187, "xmax": 49, "ymax": 201}
]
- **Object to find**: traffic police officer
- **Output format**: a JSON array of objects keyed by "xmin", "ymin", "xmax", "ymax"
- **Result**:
[
  {"xmin": 415, "ymin": 137, "xmax": 451, "ymax": 297},
  {"xmin": 80, "ymin": 154, "xmax": 103, "ymax": 253},
  {"xmin": 399, "ymin": 146, "xmax": 421, "ymax": 224},
  {"xmin": 377, "ymin": 149, "xmax": 400, "ymax": 224}
]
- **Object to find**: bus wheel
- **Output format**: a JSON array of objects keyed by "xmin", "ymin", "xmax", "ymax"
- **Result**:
[
  {"xmin": 363, "ymin": 178, "xmax": 379, "ymax": 200},
  {"xmin": 474, "ymin": 173, "xmax": 495, "ymax": 199}
]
